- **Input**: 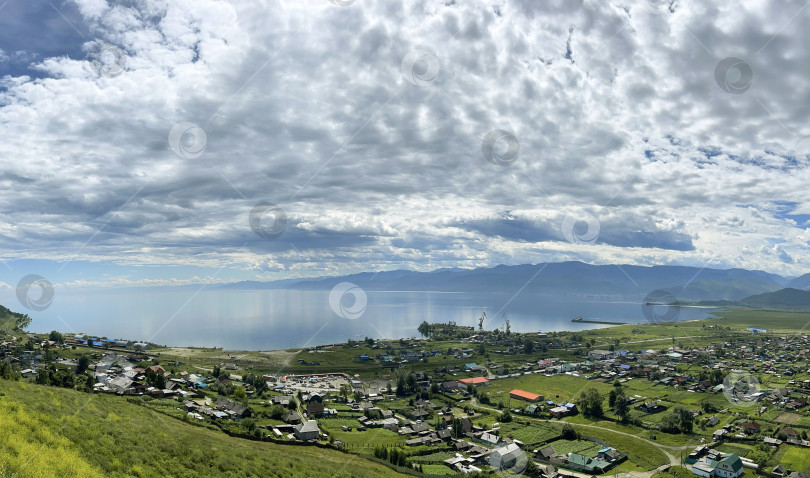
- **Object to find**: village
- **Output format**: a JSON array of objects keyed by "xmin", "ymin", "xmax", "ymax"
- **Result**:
[{"xmin": 2, "ymin": 318, "xmax": 810, "ymax": 477}]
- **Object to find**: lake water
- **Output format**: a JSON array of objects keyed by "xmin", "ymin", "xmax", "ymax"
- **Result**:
[{"xmin": 1, "ymin": 288, "xmax": 720, "ymax": 350}]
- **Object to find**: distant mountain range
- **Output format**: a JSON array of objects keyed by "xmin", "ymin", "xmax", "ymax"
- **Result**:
[
  {"xmin": 738, "ymin": 288, "xmax": 810, "ymax": 309},
  {"xmin": 217, "ymin": 261, "xmax": 810, "ymax": 303}
]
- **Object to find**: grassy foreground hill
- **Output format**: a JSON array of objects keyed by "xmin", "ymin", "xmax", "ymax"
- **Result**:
[{"xmin": 0, "ymin": 381, "xmax": 408, "ymax": 478}]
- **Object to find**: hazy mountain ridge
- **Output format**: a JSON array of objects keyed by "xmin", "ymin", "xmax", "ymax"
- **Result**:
[
  {"xmin": 739, "ymin": 287, "xmax": 810, "ymax": 309},
  {"xmin": 217, "ymin": 261, "xmax": 793, "ymax": 302}
]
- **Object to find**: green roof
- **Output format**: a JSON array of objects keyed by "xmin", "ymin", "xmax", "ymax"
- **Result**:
[{"xmin": 719, "ymin": 454, "xmax": 743, "ymax": 472}]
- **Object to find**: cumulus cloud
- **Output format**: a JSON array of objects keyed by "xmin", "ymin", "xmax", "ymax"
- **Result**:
[{"xmin": 0, "ymin": 0, "xmax": 809, "ymax": 285}]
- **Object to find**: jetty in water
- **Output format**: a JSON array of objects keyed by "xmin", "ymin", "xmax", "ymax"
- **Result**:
[{"xmin": 571, "ymin": 317, "xmax": 629, "ymax": 325}]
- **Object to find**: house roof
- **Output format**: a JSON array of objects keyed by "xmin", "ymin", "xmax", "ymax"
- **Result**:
[
  {"xmin": 459, "ymin": 377, "xmax": 489, "ymax": 385},
  {"xmin": 718, "ymin": 454, "xmax": 743, "ymax": 472},
  {"xmin": 509, "ymin": 389, "xmax": 541, "ymax": 401},
  {"xmin": 296, "ymin": 420, "xmax": 319, "ymax": 433}
]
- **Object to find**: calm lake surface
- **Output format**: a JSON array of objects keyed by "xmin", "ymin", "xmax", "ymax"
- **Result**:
[{"xmin": 2, "ymin": 288, "xmax": 721, "ymax": 350}]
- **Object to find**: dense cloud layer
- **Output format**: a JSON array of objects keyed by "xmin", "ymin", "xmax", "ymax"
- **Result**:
[{"xmin": 1, "ymin": 0, "xmax": 809, "ymax": 286}]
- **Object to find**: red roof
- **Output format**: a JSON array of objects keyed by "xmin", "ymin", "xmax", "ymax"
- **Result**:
[
  {"xmin": 458, "ymin": 377, "xmax": 489, "ymax": 385},
  {"xmin": 509, "ymin": 389, "xmax": 541, "ymax": 401}
]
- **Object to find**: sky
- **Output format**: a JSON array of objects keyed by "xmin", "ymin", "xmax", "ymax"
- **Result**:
[{"xmin": 1, "ymin": 0, "xmax": 810, "ymax": 292}]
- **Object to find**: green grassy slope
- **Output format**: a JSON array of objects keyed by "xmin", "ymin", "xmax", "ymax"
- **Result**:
[{"xmin": 0, "ymin": 381, "xmax": 409, "ymax": 478}]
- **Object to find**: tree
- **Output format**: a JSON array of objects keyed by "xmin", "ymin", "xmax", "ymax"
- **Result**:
[
  {"xmin": 233, "ymin": 386, "xmax": 247, "ymax": 403},
  {"xmin": 614, "ymin": 395, "xmax": 629, "ymax": 421},
  {"xmin": 661, "ymin": 413, "xmax": 681, "ymax": 433},
  {"xmin": 578, "ymin": 388, "xmax": 604, "ymax": 418},
  {"xmin": 396, "ymin": 375, "xmax": 407, "ymax": 396},
  {"xmin": 524, "ymin": 341, "xmax": 534, "ymax": 354},
  {"xmin": 212, "ymin": 365, "xmax": 221, "ymax": 378},
  {"xmin": 406, "ymin": 373, "xmax": 417, "ymax": 393},
  {"xmin": 674, "ymin": 406, "xmax": 694, "ymax": 434},
  {"xmin": 452, "ymin": 418, "xmax": 464, "ymax": 439},
  {"xmin": 48, "ymin": 330, "xmax": 64, "ymax": 343},
  {"xmin": 76, "ymin": 356, "xmax": 90, "ymax": 374},
  {"xmin": 339, "ymin": 384, "xmax": 352, "ymax": 402},
  {"xmin": 417, "ymin": 321, "xmax": 432, "ymax": 338},
  {"xmin": 500, "ymin": 410, "xmax": 513, "ymax": 422},
  {"xmin": 561, "ymin": 423, "xmax": 578, "ymax": 440},
  {"xmin": 35, "ymin": 369, "xmax": 50, "ymax": 386}
]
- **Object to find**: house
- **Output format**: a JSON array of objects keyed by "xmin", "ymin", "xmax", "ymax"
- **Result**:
[
  {"xmin": 282, "ymin": 411, "xmax": 303, "ymax": 424},
  {"xmin": 490, "ymin": 443, "xmax": 523, "ymax": 471},
  {"xmin": 410, "ymin": 408, "xmax": 430, "ymax": 420},
  {"xmin": 690, "ymin": 453, "xmax": 743, "ymax": 478},
  {"xmin": 216, "ymin": 397, "xmax": 251, "ymax": 418},
  {"xmin": 549, "ymin": 406, "xmax": 569, "ymax": 418},
  {"xmin": 441, "ymin": 380, "xmax": 459, "ymax": 391},
  {"xmin": 294, "ymin": 420, "xmax": 320, "ymax": 441},
  {"xmin": 509, "ymin": 389, "xmax": 542, "ymax": 402},
  {"xmin": 458, "ymin": 377, "xmax": 490, "ymax": 388},
  {"xmin": 537, "ymin": 445, "xmax": 556, "ymax": 461},
  {"xmin": 772, "ymin": 465, "xmax": 787, "ymax": 478},
  {"xmin": 596, "ymin": 447, "xmax": 624, "ymax": 462},
  {"xmin": 567, "ymin": 453, "xmax": 610, "ymax": 474},
  {"xmin": 636, "ymin": 401, "xmax": 665, "ymax": 413},
  {"xmin": 480, "ymin": 432, "xmax": 500, "ymax": 446},
  {"xmin": 306, "ymin": 402, "xmax": 325, "ymax": 418},
  {"xmin": 588, "ymin": 350, "xmax": 614, "ymax": 361},
  {"xmin": 714, "ymin": 453, "xmax": 744, "ymax": 478},
  {"xmin": 741, "ymin": 422, "xmax": 760, "ymax": 434},
  {"xmin": 272, "ymin": 396, "xmax": 290, "ymax": 406},
  {"xmin": 524, "ymin": 404, "xmax": 540, "ymax": 415},
  {"xmin": 777, "ymin": 427, "xmax": 798, "ymax": 440}
]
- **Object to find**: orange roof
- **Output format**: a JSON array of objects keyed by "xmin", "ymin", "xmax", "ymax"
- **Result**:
[
  {"xmin": 509, "ymin": 389, "xmax": 541, "ymax": 401},
  {"xmin": 459, "ymin": 377, "xmax": 490, "ymax": 385}
]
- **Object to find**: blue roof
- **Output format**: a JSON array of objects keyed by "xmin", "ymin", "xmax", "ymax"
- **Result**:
[
  {"xmin": 620, "ymin": 364, "xmax": 631, "ymax": 369},
  {"xmin": 546, "ymin": 401, "xmax": 555, "ymax": 405},
  {"xmin": 465, "ymin": 363, "xmax": 477, "ymax": 368},
  {"xmin": 565, "ymin": 403, "xmax": 575, "ymax": 408}
]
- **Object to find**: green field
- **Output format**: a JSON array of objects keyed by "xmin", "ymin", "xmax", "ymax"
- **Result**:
[
  {"xmin": 499, "ymin": 421, "xmax": 560, "ymax": 445},
  {"xmin": 775, "ymin": 446, "xmax": 810, "ymax": 472},
  {"xmin": 551, "ymin": 439, "xmax": 600, "ymax": 457},
  {"xmin": 0, "ymin": 381, "xmax": 409, "ymax": 478}
]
